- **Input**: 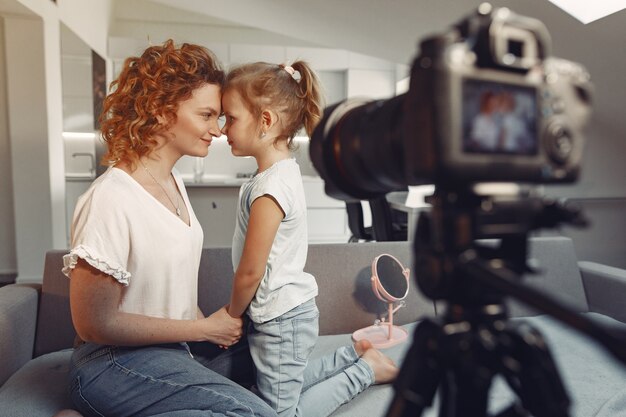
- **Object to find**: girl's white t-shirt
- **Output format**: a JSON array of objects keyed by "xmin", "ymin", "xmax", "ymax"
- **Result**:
[
  {"xmin": 232, "ymin": 158, "xmax": 318, "ymax": 323},
  {"xmin": 62, "ymin": 166, "xmax": 203, "ymax": 321}
]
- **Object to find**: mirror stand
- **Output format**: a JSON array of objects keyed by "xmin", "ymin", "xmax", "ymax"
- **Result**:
[{"xmin": 352, "ymin": 302, "xmax": 408, "ymax": 349}]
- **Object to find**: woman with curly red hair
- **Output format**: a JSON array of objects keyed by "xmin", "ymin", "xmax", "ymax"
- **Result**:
[{"xmin": 62, "ymin": 40, "xmax": 276, "ymax": 417}]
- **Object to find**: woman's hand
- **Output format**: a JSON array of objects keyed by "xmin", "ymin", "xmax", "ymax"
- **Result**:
[
  {"xmin": 70, "ymin": 260, "xmax": 242, "ymax": 347},
  {"xmin": 199, "ymin": 305, "xmax": 243, "ymax": 347}
]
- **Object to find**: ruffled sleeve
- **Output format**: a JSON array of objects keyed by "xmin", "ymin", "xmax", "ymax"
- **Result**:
[
  {"xmin": 62, "ymin": 244, "xmax": 130, "ymax": 285},
  {"xmin": 62, "ymin": 171, "xmax": 132, "ymax": 286}
]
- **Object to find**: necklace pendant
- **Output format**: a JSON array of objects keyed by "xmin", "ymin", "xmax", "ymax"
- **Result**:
[{"xmin": 176, "ymin": 208, "xmax": 181, "ymax": 217}]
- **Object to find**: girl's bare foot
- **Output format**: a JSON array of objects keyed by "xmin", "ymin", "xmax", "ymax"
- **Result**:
[
  {"xmin": 354, "ymin": 339, "xmax": 373, "ymax": 356},
  {"xmin": 361, "ymin": 348, "xmax": 399, "ymax": 384}
]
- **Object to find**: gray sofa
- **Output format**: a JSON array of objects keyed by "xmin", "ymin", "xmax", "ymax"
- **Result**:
[{"xmin": 1, "ymin": 237, "xmax": 625, "ymax": 417}]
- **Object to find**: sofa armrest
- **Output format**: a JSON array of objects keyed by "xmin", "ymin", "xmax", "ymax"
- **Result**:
[
  {"xmin": 0, "ymin": 284, "xmax": 40, "ymax": 386},
  {"xmin": 579, "ymin": 261, "xmax": 626, "ymax": 323}
]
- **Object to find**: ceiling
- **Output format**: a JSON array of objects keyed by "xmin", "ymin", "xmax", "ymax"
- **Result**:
[
  {"xmin": 0, "ymin": 0, "xmax": 36, "ymax": 17},
  {"xmin": 143, "ymin": 0, "xmax": 502, "ymax": 66},
  {"xmin": 143, "ymin": 0, "xmax": 626, "ymax": 66},
  {"xmin": 135, "ymin": 0, "xmax": 626, "ymax": 175},
  {"xmin": 2, "ymin": 0, "xmax": 624, "ymax": 66}
]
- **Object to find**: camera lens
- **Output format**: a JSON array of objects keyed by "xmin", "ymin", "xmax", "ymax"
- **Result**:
[{"xmin": 310, "ymin": 95, "xmax": 409, "ymax": 201}]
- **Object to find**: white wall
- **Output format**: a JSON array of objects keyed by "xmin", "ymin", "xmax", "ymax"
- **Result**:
[
  {"xmin": 0, "ymin": 0, "xmax": 113, "ymax": 283},
  {"xmin": 15, "ymin": 0, "xmax": 110, "ymax": 58},
  {"xmin": 0, "ymin": 18, "xmax": 17, "ymax": 282},
  {"xmin": 57, "ymin": 0, "xmax": 110, "ymax": 58},
  {"xmin": 4, "ymin": 15, "xmax": 57, "ymax": 282}
]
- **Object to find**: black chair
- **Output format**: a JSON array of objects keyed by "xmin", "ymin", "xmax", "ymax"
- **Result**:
[
  {"xmin": 368, "ymin": 196, "xmax": 408, "ymax": 241},
  {"xmin": 345, "ymin": 201, "xmax": 374, "ymax": 242}
]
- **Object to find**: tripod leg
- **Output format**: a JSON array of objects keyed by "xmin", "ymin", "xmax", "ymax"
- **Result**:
[
  {"xmin": 435, "ymin": 318, "xmax": 498, "ymax": 417},
  {"xmin": 498, "ymin": 321, "xmax": 570, "ymax": 417},
  {"xmin": 439, "ymin": 366, "xmax": 492, "ymax": 417},
  {"xmin": 494, "ymin": 404, "xmax": 530, "ymax": 417},
  {"xmin": 386, "ymin": 319, "xmax": 443, "ymax": 417}
]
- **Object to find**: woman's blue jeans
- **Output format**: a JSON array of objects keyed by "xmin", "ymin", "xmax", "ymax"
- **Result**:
[
  {"xmin": 248, "ymin": 299, "xmax": 375, "ymax": 417},
  {"xmin": 68, "ymin": 340, "xmax": 277, "ymax": 417}
]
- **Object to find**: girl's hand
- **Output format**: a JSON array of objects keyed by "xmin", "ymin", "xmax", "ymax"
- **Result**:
[{"xmin": 199, "ymin": 305, "xmax": 243, "ymax": 347}]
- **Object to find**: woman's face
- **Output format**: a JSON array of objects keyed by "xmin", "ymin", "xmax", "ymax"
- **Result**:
[
  {"xmin": 164, "ymin": 82, "xmax": 223, "ymax": 158},
  {"xmin": 220, "ymin": 89, "xmax": 261, "ymax": 157}
]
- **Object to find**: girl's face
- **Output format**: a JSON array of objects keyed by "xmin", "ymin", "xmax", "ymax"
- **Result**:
[
  {"xmin": 164, "ymin": 82, "xmax": 223, "ymax": 158},
  {"xmin": 220, "ymin": 89, "xmax": 262, "ymax": 157}
]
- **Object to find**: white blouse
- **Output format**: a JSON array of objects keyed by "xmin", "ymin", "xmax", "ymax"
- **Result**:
[{"xmin": 63, "ymin": 167, "xmax": 203, "ymax": 321}]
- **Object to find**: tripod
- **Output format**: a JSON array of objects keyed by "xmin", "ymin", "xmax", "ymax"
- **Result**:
[{"xmin": 385, "ymin": 186, "xmax": 626, "ymax": 417}]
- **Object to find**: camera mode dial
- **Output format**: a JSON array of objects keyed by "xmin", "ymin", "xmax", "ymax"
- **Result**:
[{"xmin": 544, "ymin": 121, "xmax": 573, "ymax": 164}]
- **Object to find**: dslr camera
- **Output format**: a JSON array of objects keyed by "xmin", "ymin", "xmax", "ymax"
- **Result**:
[{"xmin": 310, "ymin": 4, "xmax": 592, "ymax": 200}]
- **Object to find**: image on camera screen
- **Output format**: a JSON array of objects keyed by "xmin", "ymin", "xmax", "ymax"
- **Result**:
[{"xmin": 462, "ymin": 78, "xmax": 538, "ymax": 156}]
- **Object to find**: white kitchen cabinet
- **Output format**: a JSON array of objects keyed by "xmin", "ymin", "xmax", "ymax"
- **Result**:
[
  {"xmin": 187, "ymin": 186, "xmax": 241, "ymax": 248},
  {"xmin": 65, "ymin": 179, "xmax": 92, "ymax": 245},
  {"xmin": 302, "ymin": 176, "xmax": 350, "ymax": 243}
]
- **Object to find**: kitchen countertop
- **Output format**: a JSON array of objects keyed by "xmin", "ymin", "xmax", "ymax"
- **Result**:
[
  {"xmin": 65, "ymin": 173, "xmax": 95, "ymax": 182},
  {"xmin": 182, "ymin": 174, "xmax": 323, "ymax": 188},
  {"xmin": 66, "ymin": 173, "xmax": 324, "ymax": 188},
  {"xmin": 65, "ymin": 173, "xmax": 247, "ymax": 187},
  {"xmin": 182, "ymin": 174, "xmax": 247, "ymax": 188}
]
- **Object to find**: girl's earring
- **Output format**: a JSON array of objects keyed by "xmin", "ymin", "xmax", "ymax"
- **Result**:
[{"xmin": 260, "ymin": 131, "xmax": 266, "ymax": 139}]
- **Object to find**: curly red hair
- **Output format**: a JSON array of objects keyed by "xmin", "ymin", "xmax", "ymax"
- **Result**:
[{"xmin": 99, "ymin": 39, "xmax": 224, "ymax": 168}]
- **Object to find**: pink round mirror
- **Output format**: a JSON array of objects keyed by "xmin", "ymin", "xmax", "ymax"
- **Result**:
[{"xmin": 352, "ymin": 254, "xmax": 410, "ymax": 349}]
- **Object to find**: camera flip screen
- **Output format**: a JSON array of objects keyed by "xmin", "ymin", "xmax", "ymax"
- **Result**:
[{"xmin": 462, "ymin": 79, "xmax": 538, "ymax": 156}]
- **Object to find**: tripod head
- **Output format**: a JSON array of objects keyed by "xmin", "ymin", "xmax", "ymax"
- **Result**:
[{"xmin": 414, "ymin": 184, "xmax": 587, "ymax": 304}]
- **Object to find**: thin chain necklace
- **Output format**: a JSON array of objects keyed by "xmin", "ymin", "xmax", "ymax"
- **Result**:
[{"xmin": 140, "ymin": 160, "xmax": 182, "ymax": 217}]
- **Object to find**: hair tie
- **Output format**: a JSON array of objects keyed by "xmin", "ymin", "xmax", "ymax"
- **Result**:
[{"xmin": 282, "ymin": 65, "xmax": 301, "ymax": 82}]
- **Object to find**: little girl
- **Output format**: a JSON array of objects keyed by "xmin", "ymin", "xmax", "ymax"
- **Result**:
[{"xmin": 221, "ymin": 61, "xmax": 398, "ymax": 417}]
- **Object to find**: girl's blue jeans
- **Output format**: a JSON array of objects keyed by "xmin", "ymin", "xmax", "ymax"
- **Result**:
[
  {"xmin": 248, "ymin": 299, "xmax": 375, "ymax": 417},
  {"xmin": 68, "ymin": 340, "xmax": 277, "ymax": 417}
]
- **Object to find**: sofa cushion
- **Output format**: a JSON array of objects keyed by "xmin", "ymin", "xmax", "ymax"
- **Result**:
[
  {"xmin": 312, "ymin": 323, "xmax": 416, "ymax": 417},
  {"xmin": 316, "ymin": 314, "xmax": 626, "ymax": 417},
  {"xmin": 509, "ymin": 237, "xmax": 589, "ymax": 317},
  {"xmin": 35, "ymin": 251, "xmax": 76, "ymax": 357},
  {"xmin": 196, "ymin": 242, "xmax": 436, "ymax": 336},
  {"xmin": 580, "ymin": 261, "xmax": 626, "ymax": 322},
  {"xmin": 1, "ymin": 314, "xmax": 625, "ymax": 417},
  {"xmin": 0, "ymin": 349, "xmax": 74, "ymax": 417},
  {"xmin": 488, "ymin": 313, "xmax": 626, "ymax": 417},
  {"xmin": 0, "ymin": 284, "xmax": 39, "ymax": 386},
  {"xmin": 305, "ymin": 242, "xmax": 434, "ymax": 335}
]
